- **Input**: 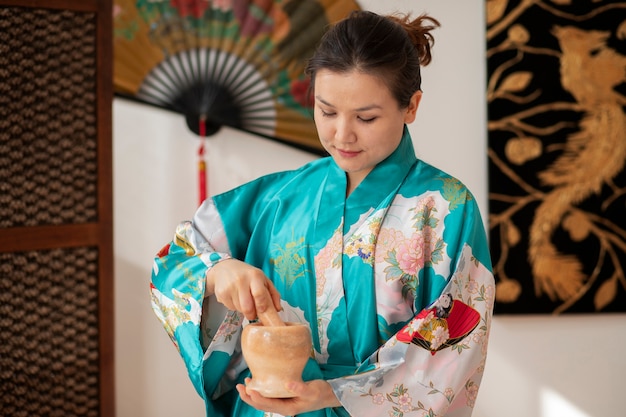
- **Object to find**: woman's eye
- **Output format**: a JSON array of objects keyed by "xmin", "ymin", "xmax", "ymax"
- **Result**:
[
  {"xmin": 359, "ymin": 116, "xmax": 377, "ymax": 123},
  {"xmin": 320, "ymin": 110, "xmax": 335, "ymax": 117}
]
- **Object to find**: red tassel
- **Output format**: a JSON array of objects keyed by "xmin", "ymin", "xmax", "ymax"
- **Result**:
[{"xmin": 198, "ymin": 116, "xmax": 207, "ymax": 206}]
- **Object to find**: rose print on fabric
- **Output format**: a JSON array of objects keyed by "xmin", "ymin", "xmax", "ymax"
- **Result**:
[
  {"xmin": 409, "ymin": 196, "xmax": 445, "ymax": 266},
  {"xmin": 383, "ymin": 233, "xmax": 426, "ymax": 300},
  {"xmin": 314, "ymin": 224, "xmax": 343, "ymax": 296},
  {"xmin": 396, "ymin": 233, "xmax": 426, "ymax": 276},
  {"xmin": 375, "ymin": 228, "xmax": 405, "ymax": 264},
  {"xmin": 344, "ymin": 197, "xmax": 446, "ymax": 280},
  {"xmin": 381, "ymin": 230, "xmax": 444, "ymax": 300},
  {"xmin": 464, "ymin": 380, "xmax": 479, "ymax": 408},
  {"xmin": 411, "ymin": 196, "xmax": 438, "ymax": 229},
  {"xmin": 374, "ymin": 196, "xmax": 445, "ymax": 299},
  {"xmin": 364, "ymin": 383, "xmax": 451, "ymax": 417},
  {"xmin": 314, "ymin": 224, "xmax": 345, "ymax": 360},
  {"xmin": 212, "ymin": 310, "xmax": 243, "ymax": 344}
]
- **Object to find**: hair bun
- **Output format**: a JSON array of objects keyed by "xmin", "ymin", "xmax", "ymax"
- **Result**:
[{"xmin": 388, "ymin": 13, "xmax": 440, "ymax": 66}]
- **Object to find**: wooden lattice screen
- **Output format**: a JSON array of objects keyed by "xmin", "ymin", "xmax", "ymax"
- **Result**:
[{"xmin": 0, "ymin": 0, "xmax": 114, "ymax": 415}]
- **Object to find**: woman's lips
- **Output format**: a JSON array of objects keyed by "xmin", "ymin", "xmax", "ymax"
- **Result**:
[{"xmin": 337, "ymin": 149, "xmax": 361, "ymax": 158}]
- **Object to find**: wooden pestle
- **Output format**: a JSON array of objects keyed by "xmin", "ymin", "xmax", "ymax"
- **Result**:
[{"xmin": 258, "ymin": 305, "xmax": 285, "ymax": 327}]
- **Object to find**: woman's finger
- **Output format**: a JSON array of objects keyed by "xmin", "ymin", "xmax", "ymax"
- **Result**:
[
  {"xmin": 249, "ymin": 277, "xmax": 277, "ymax": 318},
  {"xmin": 267, "ymin": 280, "xmax": 283, "ymax": 312}
]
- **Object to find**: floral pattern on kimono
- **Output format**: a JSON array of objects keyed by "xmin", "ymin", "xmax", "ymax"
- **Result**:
[{"xmin": 150, "ymin": 127, "xmax": 494, "ymax": 417}]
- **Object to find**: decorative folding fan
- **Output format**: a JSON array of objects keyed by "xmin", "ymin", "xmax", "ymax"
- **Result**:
[{"xmin": 113, "ymin": 0, "xmax": 361, "ymax": 152}]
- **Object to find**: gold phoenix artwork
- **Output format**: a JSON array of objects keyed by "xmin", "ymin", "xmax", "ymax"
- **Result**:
[{"xmin": 486, "ymin": 0, "xmax": 626, "ymax": 314}]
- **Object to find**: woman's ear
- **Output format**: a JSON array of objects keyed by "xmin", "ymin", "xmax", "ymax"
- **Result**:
[{"xmin": 403, "ymin": 90, "xmax": 422, "ymax": 124}]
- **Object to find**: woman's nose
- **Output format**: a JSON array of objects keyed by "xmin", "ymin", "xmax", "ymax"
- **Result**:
[{"xmin": 334, "ymin": 117, "xmax": 356, "ymax": 143}]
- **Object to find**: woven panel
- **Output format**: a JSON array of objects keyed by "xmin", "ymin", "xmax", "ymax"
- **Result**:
[
  {"xmin": 0, "ymin": 247, "xmax": 100, "ymax": 417},
  {"xmin": 0, "ymin": 7, "xmax": 98, "ymax": 228}
]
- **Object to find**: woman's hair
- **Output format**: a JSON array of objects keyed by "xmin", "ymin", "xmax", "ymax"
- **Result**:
[{"xmin": 305, "ymin": 10, "xmax": 440, "ymax": 109}]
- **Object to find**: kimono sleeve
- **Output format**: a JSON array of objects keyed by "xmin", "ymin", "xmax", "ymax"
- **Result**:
[
  {"xmin": 149, "ymin": 170, "xmax": 297, "ymax": 409},
  {"xmin": 328, "ymin": 195, "xmax": 495, "ymax": 417},
  {"xmin": 149, "ymin": 198, "xmax": 234, "ymax": 400}
]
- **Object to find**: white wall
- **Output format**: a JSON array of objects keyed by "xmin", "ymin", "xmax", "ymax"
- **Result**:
[{"xmin": 112, "ymin": 1, "xmax": 626, "ymax": 416}]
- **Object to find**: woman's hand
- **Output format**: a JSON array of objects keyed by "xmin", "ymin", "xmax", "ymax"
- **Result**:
[
  {"xmin": 206, "ymin": 258, "xmax": 282, "ymax": 321},
  {"xmin": 236, "ymin": 379, "xmax": 341, "ymax": 415}
]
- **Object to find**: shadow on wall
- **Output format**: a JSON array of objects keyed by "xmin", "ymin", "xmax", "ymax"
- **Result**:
[
  {"xmin": 114, "ymin": 258, "xmax": 205, "ymax": 417},
  {"xmin": 475, "ymin": 314, "xmax": 624, "ymax": 417},
  {"xmin": 114, "ymin": 258, "xmax": 149, "ymax": 417}
]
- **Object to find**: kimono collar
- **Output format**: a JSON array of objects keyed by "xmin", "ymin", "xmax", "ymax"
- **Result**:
[
  {"xmin": 347, "ymin": 125, "xmax": 417, "ymax": 207},
  {"xmin": 314, "ymin": 126, "xmax": 418, "ymax": 242}
]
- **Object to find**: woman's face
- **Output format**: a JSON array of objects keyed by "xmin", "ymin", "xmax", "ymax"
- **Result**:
[{"xmin": 313, "ymin": 69, "xmax": 421, "ymax": 191}]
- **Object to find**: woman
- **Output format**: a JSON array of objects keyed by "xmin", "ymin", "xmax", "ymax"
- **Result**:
[{"xmin": 151, "ymin": 10, "xmax": 494, "ymax": 417}]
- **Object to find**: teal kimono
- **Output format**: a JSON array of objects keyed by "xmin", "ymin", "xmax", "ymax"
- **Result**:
[{"xmin": 151, "ymin": 128, "xmax": 494, "ymax": 417}]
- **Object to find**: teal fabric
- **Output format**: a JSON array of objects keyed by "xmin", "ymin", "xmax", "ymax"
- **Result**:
[{"xmin": 150, "ymin": 127, "xmax": 494, "ymax": 417}]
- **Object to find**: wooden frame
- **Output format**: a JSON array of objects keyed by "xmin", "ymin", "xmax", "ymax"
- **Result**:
[{"xmin": 0, "ymin": 0, "xmax": 114, "ymax": 414}]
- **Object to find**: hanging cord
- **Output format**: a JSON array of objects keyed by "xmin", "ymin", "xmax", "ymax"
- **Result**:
[{"xmin": 198, "ymin": 115, "xmax": 207, "ymax": 206}]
